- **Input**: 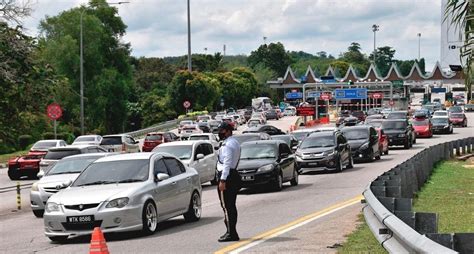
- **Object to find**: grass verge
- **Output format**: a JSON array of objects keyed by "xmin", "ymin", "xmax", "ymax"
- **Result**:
[
  {"xmin": 337, "ymin": 213, "xmax": 386, "ymax": 253},
  {"xmin": 413, "ymin": 160, "xmax": 474, "ymax": 232},
  {"xmin": 0, "ymin": 149, "xmax": 29, "ymax": 165}
]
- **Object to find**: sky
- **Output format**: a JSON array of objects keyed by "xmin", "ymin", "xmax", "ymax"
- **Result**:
[{"xmin": 22, "ymin": 0, "xmax": 444, "ymax": 71}]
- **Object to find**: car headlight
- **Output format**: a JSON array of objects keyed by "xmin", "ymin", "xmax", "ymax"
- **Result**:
[
  {"xmin": 31, "ymin": 182, "xmax": 39, "ymax": 191},
  {"xmin": 398, "ymin": 133, "xmax": 406, "ymax": 137},
  {"xmin": 46, "ymin": 202, "xmax": 60, "ymax": 212},
  {"xmin": 359, "ymin": 143, "xmax": 369, "ymax": 150},
  {"xmin": 257, "ymin": 164, "xmax": 274, "ymax": 173},
  {"xmin": 106, "ymin": 197, "xmax": 129, "ymax": 208}
]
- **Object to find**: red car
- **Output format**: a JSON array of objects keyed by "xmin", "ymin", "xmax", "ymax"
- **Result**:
[
  {"xmin": 449, "ymin": 112, "xmax": 467, "ymax": 127},
  {"xmin": 142, "ymin": 132, "xmax": 179, "ymax": 152},
  {"xmin": 377, "ymin": 128, "xmax": 389, "ymax": 155},
  {"xmin": 411, "ymin": 118, "xmax": 433, "ymax": 138},
  {"xmin": 8, "ymin": 140, "xmax": 67, "ymax": 180}
]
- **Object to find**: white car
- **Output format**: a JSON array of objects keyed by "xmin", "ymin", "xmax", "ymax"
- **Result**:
[
  {"xmin": 196, "ymin": 115, "xmax": 211, "ymax": 122},
  {"xmin": 71, "ymin": 135, "xmax": 102, "ymax": 146},
  {"xmin": 180, "ymin": 124, "xmax": 203, "ymax": 140},
  {"xmin": 284, "ymin": 107, "xmax": 296, "ymax": 116},
  {"xmin": 153, "ymin": 141, "xmax": 217, "ymax": 184},
  {"xmin": 100, "ymin": 134, "xmax": 140, "ymax": 153},
  {"xmin": 43, "ymin": 153, "xmax": 202, "ymax": 242},
  {"xmin": 188, "ymin": 133, "xmax": 220, "ymax": 150},
  {"xmin": 178, "ymin": 120, "xmax": 194, "ymax": 133}
]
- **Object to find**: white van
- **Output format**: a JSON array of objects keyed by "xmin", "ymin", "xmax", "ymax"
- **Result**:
[{"xmin": 284, "ymin": 106, "xmax": 296, "ymax": 116}]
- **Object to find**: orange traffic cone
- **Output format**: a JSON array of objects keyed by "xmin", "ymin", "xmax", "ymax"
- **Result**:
[{"xmin": 89, "ymin": 227, "xmax": 109, "ymax": 254}]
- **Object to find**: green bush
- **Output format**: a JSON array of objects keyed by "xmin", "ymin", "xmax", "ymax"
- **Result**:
[
  {"xmin": 60, "ymin": 132, "xmax": 75, "ymax": 144},
  {"xmin": 18, "ymin": 135, "xmax": 33, "ymax": 150},
  {"xmin": 42, "ymin": 132, "xmax": 56, "ymax": 140}
]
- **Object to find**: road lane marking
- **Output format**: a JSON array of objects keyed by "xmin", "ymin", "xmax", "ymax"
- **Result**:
[{"xmin": 214, "ymin": 195, "xmax": 363, "ymax": 254}]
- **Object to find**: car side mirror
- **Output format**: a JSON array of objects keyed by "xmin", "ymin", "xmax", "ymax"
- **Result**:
[
  {"xmin": 196, "ymin": 154, "xmax": 205, "ymax": 160},
  {"xmin": 156, "ymin": 173, "xmax": 170, "ymax": 182},
  {"xmin": 37, "ymin": 171, "xmax": 44, "ymax": 179},
  {"xmin": 280, "ymin": 153, "xmax": 289, "ymax": 159}
]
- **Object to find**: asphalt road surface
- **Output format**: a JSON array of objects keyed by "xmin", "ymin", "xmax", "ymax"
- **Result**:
[{"xmin": 0, "ymin": 114, "xmax": 472, "ymax": 254}]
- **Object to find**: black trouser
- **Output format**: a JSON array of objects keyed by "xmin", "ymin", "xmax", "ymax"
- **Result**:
[{"xmin": 217, "ymin": 169, "xmax": 241, "ymax": 236}]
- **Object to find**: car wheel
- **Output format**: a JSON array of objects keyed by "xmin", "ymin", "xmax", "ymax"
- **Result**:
[
  {"xmin": 346, "ymin": 156, "xmax": 354, "ymax": 169},
  {"xmin": 272, "ymin": 173, "xmax": 283, "ymax": 191},
  {"xmin": 404, "ymin": 139, "xmax": 410, "ymax": 149},
  {"xmin": 48, "ymin": 236, "xmax": 68, "ymax": 243},
  {"xmin": 375, "ymin": 151, "xmax": 381, "ymax": 160},
  {"xmin": 7, "ymin": 170, "xmax": 20, "ymax": 180},
  {"xmin": 413, "ymin": 137, "xmax": 416, "ymax": 144},
  {"xmin": 336, "ymin": 157, "xmax": 343, "ymax": 172},
  {"xmin": 290, "ymin": 169, "xmax": 299, "ymax": 186},
  {"xmin": 184, "ymin": 191, "xmax": 201, "ymax": 222},
  {"xmin": 384, "ymin": 149, "xmax": 389, "ymax": 155},
  {"xmin": 33, "ymin": 209, "xmax": 44, "ymax": 218},
  {"xmin": 210, "ymin": 172, "xmax": 218, "ymax": 185},
  {"xmin": 142, "ymin": 201, "xmax": 158, "ymax": 235}
]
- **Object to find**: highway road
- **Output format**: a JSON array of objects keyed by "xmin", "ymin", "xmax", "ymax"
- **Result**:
[{"xmin": 0, "ymin": 114, "xmax": 472, "ymax": 253}]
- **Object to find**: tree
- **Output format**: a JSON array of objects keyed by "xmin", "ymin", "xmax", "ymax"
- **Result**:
[
  {"xmin": 132, "ymin": 57, "xmax": 176, "ymax": 92},
  {"xmin": 369, "ymin": 46, "xmax": 396, "ymax": 77},
  {"xmin": 248, "ymin": 42, "xmax": 293, "ymax": 77},
  {"xmin": 0, "ymin": 0, "xmax": 32, "ymax": 24},
  {"xmin": 330, "ymin": 61, "xmax": 350, "ymax": 76},
  {"xmin": 38, "ymin": 0, "xmax": 133, "ymax": 134},
  {"xmin": 341, "ymin": 42, "xmax": 370, "ymax": 73},
  {"xmin": 445, "ymin": 0, "xmax": 472, "ymax": 100}
]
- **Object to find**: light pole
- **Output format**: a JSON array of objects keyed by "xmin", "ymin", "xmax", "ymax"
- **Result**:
[
  {"xmin": 417, "ymin": 33, "xmax": 421, "ymax": 61},
  {"xmin": 372, "ymin": 24, "xmax": 379, "ymax": 63},
  {"xmin": 187, "ymin": 0, "xmax": 192, "ymax": 72},
  {"xmin": 263, "ymin": 36, "xmax": 267, "ymax": 45},
  {"xmin": 79, "ymin": 1, "xmax": 128, "ymax": 135},
  {"xmin": 204, "ymin": 47, "xmax": 207, "ymax": 54}
]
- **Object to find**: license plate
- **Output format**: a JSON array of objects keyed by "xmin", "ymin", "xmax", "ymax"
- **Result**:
[
  {"xmin": 67, "ymin": 215, "xmax": 94, "ymax": 223},
  {"xmin": 308, "ymin": 162, "xmax": 318, "ymax": 166},
  {"xmin": 241, "ymin": 176, "xmax": 254, "ymax": 181}
]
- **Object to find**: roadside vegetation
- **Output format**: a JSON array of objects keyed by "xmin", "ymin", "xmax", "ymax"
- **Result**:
[{"xmin": 339, "ymin": 160, "xmax": 473, "ymax": 253}]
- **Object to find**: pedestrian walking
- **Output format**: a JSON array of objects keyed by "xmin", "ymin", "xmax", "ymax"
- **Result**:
[{"xmin": 216, "ymin": 121, "xmax": 241, "ymax": 242}]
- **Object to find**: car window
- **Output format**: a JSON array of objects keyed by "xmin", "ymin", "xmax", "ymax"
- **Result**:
[
  {"xmin": 337, "ymin": 134, "xmax": 345, "ymax": 145},
  {"xmin": 60, "ymin": 141, "xmax": 67, "ymax": 146},
  {"xmin": 163, "ymin": 158, "xmax": 185, "ymax": 176},
  {"xmin": 153, "ymin": 159, "xmax": 169, "ymax": 175},
  {"xmin": 44, "ymin": 150, "xmax": 81, "ymax": 160},
  {"xmin": 280, "ymin": 143, "xmax": 291, "ymax": 154},
  {"xmin": 101, "ymin": 136, "xmax": 122, "ymax": 145},
  {"xmin": 195, "ymin": 144, "xmax": 205, "ymax": 158},
  {"xmin": 204, "ymin": 143, "xmax": 213, "ymax": 155}
]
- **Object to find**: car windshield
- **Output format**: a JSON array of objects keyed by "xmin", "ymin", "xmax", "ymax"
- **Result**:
[
  {"xmin": 432, "ymin": 118, "xmax": 449, "ymax": 124},
  {"xmin": 387, "ymin": 112, "xmax": 406, "ymax": 119},
  {"xmin": 101, "ymin": 137, "xmax": 122, "ymax": 145},
  {"xmin": 145, "ymin": 134, "xmax": 163, "ymax": 141},
  {"xmin": 47, "ymin": 157, "xmax": 99, "ymax": 175},
  {"xmin": 449, "ymin": 106, "xmax": 463, "ymax": 113},
  {"xmin": 209, "ymin": 121, "xmax": 220, "ymax": 126},
  {"xmin": 241, "ymin": 144, "xmax": 277, "ymax": 159},
  {"xmin": 153, "ymin": 145, "xmax": 192, "ymax": 160},
  {"xmin": 32, "ymin": 141, "xmax": 57, "ymax": 150},
  {"xmin": 272, "ymin": 135, "xmax": 290, "ymax": 144},
  {"xmin": 292, "ymin": 131, "xmax": 311, "ymax": 141},
  {"xmin": 73, "ymin": 160, "xmax": 149, "ymax": 186},
  {"xmin": 342, "ymin": 129, "xmax": 369, "ymax": 140},
  {"xmin": 189, "ymin": 135, "xmax": 210, "ymax": 141},
  {"xmin": 180, "ymin": 121, "xmax": 193, "ymax": 125},
  {"xmin": 433, "ymin": 111, "xmax": 447, "ymax": 116},
  {"xmin": 367, "ymin": 121, "xmax": 383, "ymax": 128},
  {"xmin": 300, "ymin": 135, "xmax": 335, "ymax": 148},
  {"xmin": 44, "ymin": 150, "xmax": 81, "ymax": 160},
  {"xmin": 233, "ymin": 135, "xmax": 260, "ymax": 144},
  {"xmin": 450, "ymin": 113, "xmax": 464, "ymax": 118},
  {"xmin": 75, "ymin": 136, "xmax": 95, "ymax": 142},
  {"xmin": 412, "ymin": 120, "xmax": 429, "ymax": 126},
  {"xmin": 382, "ymin": 121, "xmax": 407, "ymax": 130}
]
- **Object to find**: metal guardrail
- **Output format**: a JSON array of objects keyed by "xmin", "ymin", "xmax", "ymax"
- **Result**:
[
  {"xmin": 124, "ymin": 119, "xmax": 180, "ymax": 139},
  {"xmin": 363, "ymin": 137, "xmax": 474, "ymax": 253}
]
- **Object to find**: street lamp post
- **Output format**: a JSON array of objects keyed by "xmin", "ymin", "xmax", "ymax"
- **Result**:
[
  {"xmin": 187, "ymin": 0, "xmax": 192, "ymax": 72},
  {"xmin": 79, "ymin": 1, "xmax": 128, "ymax": 135},
  {"xmin": 372, "ymin": 24, "xmax": 379, "ymax": 63},
  {"xmin": 417, "ymin": 33, "xmax": 421, "ymax": 61}
]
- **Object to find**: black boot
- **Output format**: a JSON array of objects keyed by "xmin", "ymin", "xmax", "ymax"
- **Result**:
[{"xmin": 218, "ymin": 233, "xmax": 239, "ymax": 242}]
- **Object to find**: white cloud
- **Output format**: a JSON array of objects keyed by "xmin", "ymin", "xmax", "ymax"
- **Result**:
[{"xmin": 22, "ymin": 0, "xmax": 443, "ymax": 69}]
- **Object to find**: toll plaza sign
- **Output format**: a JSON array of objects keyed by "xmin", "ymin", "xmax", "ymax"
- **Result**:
[
  {"xmin": 334, "ymin": 88, "xmax": 367, "ymax": 99},
  {"xmin": 296, "ymin": 106, "xmax": 315, "ymax": 116}
]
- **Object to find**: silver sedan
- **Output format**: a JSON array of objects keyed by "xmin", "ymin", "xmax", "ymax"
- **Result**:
[{"xmin": 43, "ymin": 152, "xmax": 202, "ymax": 242}]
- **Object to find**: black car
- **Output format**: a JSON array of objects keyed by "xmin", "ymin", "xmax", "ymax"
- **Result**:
[
  {"xmin": 272, "ymin": 134, "xmax": 299, "ymax": 151},
  {"xmin": 265, "ymin": 109, "xmax": 279, "ymax": 120},
  {"xmin": 341, "ymin": 116, "xmax": 360, "ymax": 127},
  {"xmin": 341, "ymin": 126, "xmax": 381, "ymax": 162},
  {"xmin": 382, "ymin": 119, "xmax": 414, "ymax": 149},
  {"xmin": 366, "ymin": 119, "xmax": 383, "ymax": 129},
  {"xmin": 295, "ymin": 131, "xmax": 353, "ymax": 173},
  {"xmin": 237, "ymin": 140, "xmax": 298, "ymax": 191},
  {"xmin": 232, "ymin": 133, "xmax": 271, "ymax": 144},
  {"xmin": 386, "ymin": 111, "xmax": 408, "ymax": 120},
  {"xmin": 243, "ymin": 125, "xmax": 285, "ymax": 136},
  {"xmin": 431, "ymin": 117, "xmax": 453, "ymax": 134},
  {"xmin": 465, "ymin": 104, "xmax": 474, "ymax": 112},
  {"xmin": 208, "ymin": 120, "xmax": 221, "ymax": 134}
]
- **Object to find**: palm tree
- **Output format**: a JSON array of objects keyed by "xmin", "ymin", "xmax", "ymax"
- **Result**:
[{"xmin": 444, "ymin": 0, "xmax": 473, "ymax": 101}]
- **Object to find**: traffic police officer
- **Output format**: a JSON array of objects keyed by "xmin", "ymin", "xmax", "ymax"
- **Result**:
[{"xmin": 216, "ymin": 121, "xmax": 241, "ymax": 242}]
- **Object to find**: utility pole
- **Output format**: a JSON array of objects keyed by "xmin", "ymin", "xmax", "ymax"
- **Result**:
[
  {"xmin": 187, "ymin": 0, "xmax": 192, "ymax": 72},
  {"xmin": 263, "ymin": 36, "xmax": 267, "ymax": 45},
  {"xmin": 372, "ymin": 24, "xmax": 379, "ymax": 63},
  {"xmin": 223, "ymin": 44, "xmax": 226, "ymax": 56},
  {"xmin": 417, "ymin": 33, "xmax": 421, "ymax": 61}
]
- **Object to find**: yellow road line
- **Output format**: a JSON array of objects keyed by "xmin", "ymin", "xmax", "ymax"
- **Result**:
[{"xmin": 214, "ymin": 195, "xmax": 363, "ymax": 254}]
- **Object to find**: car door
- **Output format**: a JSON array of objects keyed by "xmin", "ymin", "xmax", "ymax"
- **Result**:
[
  {"xmin": 163, "ymin": 158, "xmax": 190, "ymax": 212},
  {"xmin": 191, "ymin": 144, "xmax": 206, "ymax": 180},
  {"xmin": 203, "ymin": 143, "xmax": 217, "ymax": 181},
  {"xmin": 128, "ymin": 136, "xmax": 139, "ymax": 152},
  {"xmin": 279, "ymin": 143, "xmax": 293, "ymax": 180},
  {"xmin": 369, "ymin": 127, "xmax": 380, "ymax": 155},
  {"xmin": 152, "ymin": 158, "xmax": 178, "ymax": 216},
  {"xmin": 337, "ymin": 134, "xmax": 349, "ymax": 164}
]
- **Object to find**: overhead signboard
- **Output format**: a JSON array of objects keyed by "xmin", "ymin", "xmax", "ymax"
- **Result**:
[
  {"xmin": 306, "ymin": 91, "xmax": 320, "ymax": 98},
  {"xmin": 391, "ymin": 80, "xmax": 404, "ymax": 88},
  {"xmin": 320, "ymin": 93, "xmax": 332, "ymax": 100},
  {"xmin": 286, "ymin": 92, "xmax": 303, "ymax": 99},
  {"xmin": 334, "ymin": 88, "xmax": 367, "ymax": 99},
  {"xmin": 431, "ymin": 88, "xmax": 447, "ymax": 93},
  {"xmin": 296, "ymin": 106, "xmax": 315, "ymax": 116},
  {"xmin": 369, "ymin": 93, "xmax": 384, "ymax": 99}
]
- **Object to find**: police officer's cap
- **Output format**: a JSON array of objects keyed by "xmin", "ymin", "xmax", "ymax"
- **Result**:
[{"xmin": 218, "ymin": 122, "xmax": 233, "ymax": 131}]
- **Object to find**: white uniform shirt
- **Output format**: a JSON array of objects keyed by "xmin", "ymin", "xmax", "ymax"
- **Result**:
[{"xmin": 217, "ymin": 136, "xmax": 241, "ymax": 181}]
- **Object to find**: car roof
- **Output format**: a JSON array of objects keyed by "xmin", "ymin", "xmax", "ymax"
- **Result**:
[
  {"xmin": 61, "ymin": 152, "xmax": 113, "ymax": 160},
  {"xmin": 189, "ymin": 133, "xmax": 213, "ymax": 137},
  {"xmin": 49, "ymin": 145, "xmax": 99, "ymax": 150},
  {"xmin": 432, "ymin": 116, "xmax": 449, "ymax": 119},
  {"xmin": 291, "ymin": 129, "xmax": 313, "ymax": 133},
  {"xmin": 158, "ymin": 140, "xmax": 204, "ymax": 146},
  {"xmin": 76, "ymin": 134, "xmax": 101, "ymax": 138},
  {"xmin": 146, "ymin": 132, "xmax": 165, "ymax": 135},
  {"xmin": 94, "ymin": 152, "xmax": 155, "ymax": 162},
  {"xmin": 341, "ymin": 125, "xmax": 371, "ymax": 131},
  {"xmin": 307, "ymin": 131, "xmax": 335, "ymax": 138},
  {"xmin": 389, "ymin": 111, "xmax": 407, "ymax": 114},
  {"xmin": 35, "ymin": 139, "xmax": 64, "ymax": 143},
  {"xmin": 241, "ymin": 140, "xmax": 284, "ymax": 146},
  {"xmin": 103, "ymin": 134, "xmax": 127, "ymax": 138}
]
